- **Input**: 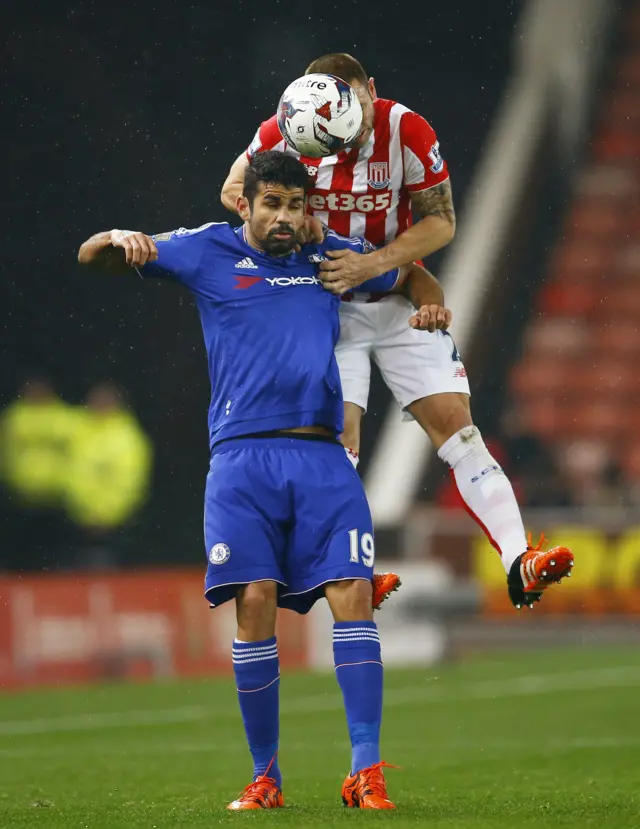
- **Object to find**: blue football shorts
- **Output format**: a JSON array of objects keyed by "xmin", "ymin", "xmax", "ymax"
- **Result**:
[{"xmin": 203, "ymin": 436, "xmax": 375, "ymax": 614}]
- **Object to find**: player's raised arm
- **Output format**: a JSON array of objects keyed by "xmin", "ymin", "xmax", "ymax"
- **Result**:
[
  {"xmin": 77, "ymin": 230, "xmax": 158, "ymax": 274},
  {"xmin": 79, "ymin": 224, "xmax": 216, "ymax": 292},
  {"xmin": 222, "ymin": 116, "xmax": 288, "ymax": 215},
  {"xmin": 221, "ymin": 153, "xmax": 250, "ymax": 214}
]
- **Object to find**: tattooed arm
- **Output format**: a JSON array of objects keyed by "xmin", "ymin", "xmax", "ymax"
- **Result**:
[
  {"xmin": 317, "ymin": 181, "xmax": 456, "ymax": 289},
  {"xmin": 359, "ymin": 179, "xmax": 456, "ymax": 277},
  {"xmin": 411, "ymin": 179, "xmax": 456, "ymax": 227}
]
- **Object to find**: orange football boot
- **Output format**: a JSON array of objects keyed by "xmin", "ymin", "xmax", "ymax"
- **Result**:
[
  {"xmin": 507, "ymin": 533, "xmax": 574, "ymax": 609},
  {"xmin": 372, "ymin": 573, "xmax": 401, "ymax": 610},
  {"xmin": 227, "ymin": 762, "xmax": 284, "ymax": 811},
  {"xmin": 341, "ymin": 761, "xmax": 397, "ymax": 809}
]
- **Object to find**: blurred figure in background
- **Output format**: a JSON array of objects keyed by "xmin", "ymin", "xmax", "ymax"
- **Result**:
[
  {"xmin": 500, "ymin": 405, "xmax": 575, "ymax": 509},
  {"xmin": 621, "ymin": 443, "xmax": 640, "ymax": 509},
  {"xmin": 559, "ymin": 440, "xmax": 625, "ymax": 510},
  {"xmin": 64, "ymin": 383, "xmax": 152, "ymax": 568},
  {"xmin": 0, "ymin": 377, "xmax": 77, "ymax": 569}
]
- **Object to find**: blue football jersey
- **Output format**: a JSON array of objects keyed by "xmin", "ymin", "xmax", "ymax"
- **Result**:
[{"xmin": 140, "ymin": 222, "xmax": 399, "ymax": 448}]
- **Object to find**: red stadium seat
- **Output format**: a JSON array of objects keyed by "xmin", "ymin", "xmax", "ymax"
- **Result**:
[
  {"xmin": 523, "ymin": 319, "xmax": 588, "ymax": 359},
  {"xmin": 564, "ymin": 359, "xmax": 637, "ymax": 397},
  {"xmin": 625, "ymin": 6, "xmax": 640, "ymax": 44},
  {"xmin": 627, "ymin": 208, "xmax": 640, "ymax": 235},
  {"xmin": 592, "ymin": 360, "xmax": 638, "ymax": 396},
  {"xmin": 550, "ymin": 242, "xmax": 611, "ymax": 280},
  {"xmin": 592, "ymin": 131, "xmax": 640, "ymax": 162},
  {"xmin": 594, "ymin": 322, "xmax": 640, "ymax": 357},
  {"xmin": 614, "ymin": 52, "xmax": 640, "ymax": 86},
  {"xmin": 618, "ymin": 441, "xmax": 640, "ymax": 482},
  {"xmin": 599, "ymin": 285, "xmax": 640, "ymax": 318},
  {"xmin": 565, "ymin": 199, "xmax": 626, "ymax": 239},
  {"xmin": 522, "ymin": 398, "xmax": 575, "ymax": 442},
  {"xmin": 601, "ymin": 90, "xmax": 640, "ymax": 131},
  {"xmin": 568, "ymin": 400, "xmax": 630, "ymax": 441},
  {"xmin": 615, "ymin": 242, "xmax": 640, "ymax": 274},
  {"xmin": 575, "ymin": 163, "xmax": 640, "ymax": 200},
  {"xmin": 536, "ymin": 280, "xmax": 600, "ymax": 317},
  {"xmin": 509, "ymin": 358, "xmax": 574, "ymax": 399},
  {"xmin": 619, "ymin": 407, "xmax": 640, "ymax": 440}
]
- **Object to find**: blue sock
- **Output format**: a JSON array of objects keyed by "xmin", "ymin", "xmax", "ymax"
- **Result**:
[
  {"xmin": 232, "ymin": 637, "xmax": 281, "ymax": 788},
  {"xmin": 333, "ymin": 621, "xmax": 383, "ymax": 774}
]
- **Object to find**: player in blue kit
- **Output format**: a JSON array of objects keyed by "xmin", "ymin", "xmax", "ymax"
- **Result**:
[{"xmin": 77, "ymin": 152, "xmax": 446, "ymax": 810}]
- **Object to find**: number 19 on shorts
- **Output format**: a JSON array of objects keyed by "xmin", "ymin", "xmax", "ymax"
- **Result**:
[{"xmin": 348, "ymin": 529, "xmax": 375, "ymax": 567}]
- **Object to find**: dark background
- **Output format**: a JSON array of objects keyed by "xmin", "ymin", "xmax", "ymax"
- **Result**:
[{"xmin": 2, "ymin": 0, "xmax": 524, "ymax": 564}]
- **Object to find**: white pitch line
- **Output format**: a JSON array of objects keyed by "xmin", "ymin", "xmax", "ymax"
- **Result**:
[
  {"xmin": 0, "ymin": 705, "xmax": 210, "ymax": 736},
  {"xmin": 2, "ymin": 735, "xmax": 639, "ymax": 762},
  {"xmin": 0, "ymin": 665, "xmax": 638, "ymax": 738},
  {"xmin": 284, "ymin": 665, "xmax": 640, "ymax": 714}
]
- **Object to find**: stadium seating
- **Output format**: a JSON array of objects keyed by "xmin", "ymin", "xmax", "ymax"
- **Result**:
[{"xmin": 509, "ymin": 8, "xmax": 640, "ymax": 473}]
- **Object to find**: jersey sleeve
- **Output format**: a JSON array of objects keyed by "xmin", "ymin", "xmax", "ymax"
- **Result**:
[
  {"xmin": 400, "ymin": 111, "xmax": 450, "ymax": 192},
  {"xmin": 246, "ymin": 115, "xmax": 285, "ymax": 159},
  {"xmin": 138, "ymin": 223, "xmax": 216, "ymax": 289},
  {"xmin": 320, "ymin": 230, "xmax": 401, "ymax": 293}
]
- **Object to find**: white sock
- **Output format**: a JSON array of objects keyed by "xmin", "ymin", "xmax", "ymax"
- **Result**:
[
  {"xmin": 437, "ymin": 426, "xmax": 528, "ymax": 573},
  {"xmin": 344, "ymin": 446, "xmax": 359, "ymax": 469}
]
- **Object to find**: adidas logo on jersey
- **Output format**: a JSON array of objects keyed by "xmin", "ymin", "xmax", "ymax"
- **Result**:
[{"xmin": 235, "ymin": 257, "xmax": 258, "ymax": 269}]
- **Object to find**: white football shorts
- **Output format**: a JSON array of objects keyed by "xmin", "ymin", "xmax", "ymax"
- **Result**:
[{"xmin": 335, "ymin": 295, "xmax": 470, "ymax": 421}]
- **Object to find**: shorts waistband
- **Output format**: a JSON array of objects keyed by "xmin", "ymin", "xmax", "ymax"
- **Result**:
[{"xmin": 211, "ymin": 430, "xmax": 341, "ymax": 456}]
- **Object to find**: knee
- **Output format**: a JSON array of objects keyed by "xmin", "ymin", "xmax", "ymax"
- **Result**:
[
  {"xmin": 325, "ymin": 578, "xmax": 373, "ymax": 622},
  {"xmin": 409, "ymin": 394, "xmax": 472, "ymax": 448},
  {"xmin": 439, "ymin": 402, "xmax": 471, "ymax": 437},
  {"xmin": 236, "ymin": 581, "xmax": 278, "ymax": 638}
]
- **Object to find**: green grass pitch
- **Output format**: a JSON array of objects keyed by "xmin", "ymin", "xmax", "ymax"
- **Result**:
[{"xmin": 1, "ymin": 646, "xmax": 639, "ymax": 828}]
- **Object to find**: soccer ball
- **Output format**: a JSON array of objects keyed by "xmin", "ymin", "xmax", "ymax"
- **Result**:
[{"xmin": 277, "ymin": 74, "xmax": 363, "ymax": 158}]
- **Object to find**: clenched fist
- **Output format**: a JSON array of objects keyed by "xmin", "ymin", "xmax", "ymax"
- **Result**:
[
  {"xmin": 110, "ymin": 229, "xmax": 158, "ymax": 267},
  {"xmin": 409, "ymin": 304, "xmax": 452, "ymax": 332}
]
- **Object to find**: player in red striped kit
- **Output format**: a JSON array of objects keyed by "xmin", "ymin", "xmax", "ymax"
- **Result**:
[{"xmin": 222, "ymin": 53, "xmax": 574, "ymax": 610}]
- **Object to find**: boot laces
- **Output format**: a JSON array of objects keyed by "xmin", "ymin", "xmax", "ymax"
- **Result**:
[
  {"xmin": 526, "ymin": 532, "xmax": 546, "ymax": 553},
  {"xmin": 235, "ymin": 775, "xmax": 277, "ymax": 803},
  {"xmin": 360, "ymin": 762, "xmax": 399, "ymax": 797},
  {"xmin": 235, "ymin": 756, "xmax": 278, "ymax": 803}
]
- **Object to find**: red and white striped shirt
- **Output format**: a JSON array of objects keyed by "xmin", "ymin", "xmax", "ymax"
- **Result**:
[{"xmin": 246, "ymin": 98, "xmax": 450, "ymax": 248}]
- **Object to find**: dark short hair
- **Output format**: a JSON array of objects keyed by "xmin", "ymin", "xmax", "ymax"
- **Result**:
[
  {"xmin": 305, "ymin": 53, "xmax": 368, "ymax": 87},
  {"xmin": 243, "ymin": 151, "xmax": 310, "ymax": 205}
]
